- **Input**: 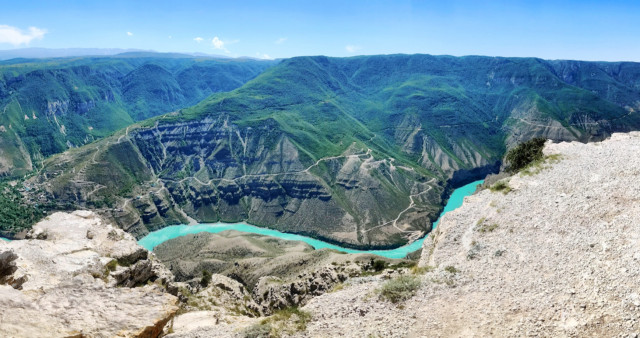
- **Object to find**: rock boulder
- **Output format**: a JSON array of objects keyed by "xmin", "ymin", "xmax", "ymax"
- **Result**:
[{"xmin": 0, "ymin": 211, "xmax": 179, "ymax": 337}]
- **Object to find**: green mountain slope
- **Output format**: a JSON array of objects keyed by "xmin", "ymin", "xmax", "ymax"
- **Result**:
[
  {"xmin": 24, "ymin": 54, "xmax": 640, "ymax": 249},
  {"xmin": 0, "ymin": 54, "xmax": 275, "ymax": 177}
]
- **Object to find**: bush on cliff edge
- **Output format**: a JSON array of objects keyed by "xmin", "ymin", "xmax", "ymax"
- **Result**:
[{"xmin": 505, "ymin": 137, "xmax": 547, "ymax": 173}]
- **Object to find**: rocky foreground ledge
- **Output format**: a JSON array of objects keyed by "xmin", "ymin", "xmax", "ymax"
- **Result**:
[
  {"xmin": 5, "ymin": 132, "xmax": 640, "ymax": 337},
  {"xmin": 0, "ymin": 209, "xmax": 406, "ymax": 338},
  {"xmin": 0, "ymin": 211, "xmax": 178, "ymax": 337},
  {"xmin": 297, "ymin": 132, "xmax": 640, "ymax": 337}
]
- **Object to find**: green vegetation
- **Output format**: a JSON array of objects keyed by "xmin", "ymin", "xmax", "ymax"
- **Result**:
[
  {"xmin": 19, "ymin": 53, "xmax": 640, "ymax": 245},
  {"xmin": 505, "ymin": 137, "xmax": 547, "ymax": 173},
  {"xmin": 0, "ymin": 183, "xmax": 46, "ymax": 235},
  {"xmin": 242, "ymin": 323, "xmax": 272, "ymax": 338},
  {"xmin": 489, "ymin": 181, "xmax": 512, "ymax": 194},
  {"xmin": 0, "ymin": 55, "xmax": 275, "ymax": 177},
  {"xmin": 520, "ymin": 153, "xmax": 564, "ymax": 176},
  {"xmin": 200, "ymin": 270, "xmax": 212, "ymax": 288},
  {"xmin": 360, "ymin": 258, "xmax": 414, "ymax": 275},
  {"xmin": 478, "ymin": 223, "xmax": 498, "ymax": 233},
  {"xmin": 378, "ymin": 275, "xmax": 422, "ymax": 303},
  {"xmin": 105, "ymin": 259, "xmax": 118, "ymax": 272},
  {"xmin": 245, "ymin": 306, "xmax": 312, "ymax": 337},
  {"xmin": 330, "ymin": 282, "xmax": 346, "ymax": 293},
  {"xmin": 411, "ymin": 265, "xmax": 435, "ymax": 275},
  {"xmin": 387, "ymin": 261, "xmax": 417, "ymax": 270},
  {"xmin": 444, "ymin": 266, "xmax": 459, "ymax": 274},
  {"xmin": 476, "ymin": 219, "xmax": 499, "ymax": 233},
  {"xmin": 371, "ymin": 259, "xmax": 388, "ymax": 272}
]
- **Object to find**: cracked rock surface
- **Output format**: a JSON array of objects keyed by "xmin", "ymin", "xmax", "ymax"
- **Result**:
[{"xmin": 0, "ymin": 211, "xmax": 178, "ymax": 338}]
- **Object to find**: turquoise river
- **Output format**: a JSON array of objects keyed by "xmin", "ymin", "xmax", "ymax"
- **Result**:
[{"xmin": 138, "ymin": 180, "xmax": 483, "ymax": 259}]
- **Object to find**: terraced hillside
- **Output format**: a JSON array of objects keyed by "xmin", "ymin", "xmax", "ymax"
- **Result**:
[
  {"xmin": 0, "ymin": 53, "xmax": 274, "ymax": 177},
  {"xmin": 24, "ymin": 54, "xmax": 640, "ymax": 248}
]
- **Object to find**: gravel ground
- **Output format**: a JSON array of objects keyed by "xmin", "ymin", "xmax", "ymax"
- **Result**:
[{"xmin": 299, "ymin": 132, "xmax": 640, "ymax": 337}]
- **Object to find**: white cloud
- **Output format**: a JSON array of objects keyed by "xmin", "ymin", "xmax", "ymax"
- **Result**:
[
  {"xmin": 211, "ymin": 36, "xmax": 225, "ymax": 49},
  {"xmin": 211, "ymin": 36, "xmax": 234, "ymax": 53},
  {"xmin": 345, "ymin": 45, "xmax": 362, "ymax": 53},
  {"xmin": 0, "ymin": 25, "xmax": 47, "ymax": 46},
  {"xmin": 194, "ymin": 37, "xmax": 204, "ymax": 43},
  {"xmin": 275, "ymin": 37, "xmax": 287, "ymax": 44},
  {"xmin": 256, "ymin": 52, "xmax": 273, "ymax": 60},
  {"xmin": 127, "ymin": 31, "xmax": 133, "ymax": 36}
]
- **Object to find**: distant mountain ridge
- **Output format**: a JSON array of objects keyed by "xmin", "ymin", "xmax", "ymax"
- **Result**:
[
  {"xmin": 0, "ymin": 48, "xmax": 148, "ymax": 60},
  {"xmin": 0, "ymin": 55, "xmax": 276, "ymax": 176},
  {"xmin": 0, "ymin": 48, "xmax": 235, "ymax": 60},
  {"xmin": 20, "ymin": 53, "xmax": 640, "ymax": 249}
]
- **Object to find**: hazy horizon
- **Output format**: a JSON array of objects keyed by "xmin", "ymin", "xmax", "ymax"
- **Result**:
[
  {"xmin": 2, "ymin": 0, "xmax": 640, "ymax": 62},
  {"xmin": 5, "ymin": 47, "xmax": 640, "ymax": 64}
]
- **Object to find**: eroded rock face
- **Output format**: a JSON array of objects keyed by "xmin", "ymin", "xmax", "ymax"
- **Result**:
[
  {"xmin": 297, "ymin": 132, "xmax": 640, "ymax": 337},
  {"xmin": 0, "ymin": 211, "xmax": 179, "ymax": 337},
  {"xmin": 33, "ymin": 115, "xmax": 443, "ymax": 249},
  {"xmin": 154, "ymin": 230, "xmax": 315, "ymax": 286},
  {"xmin": 165, "ymin": 265, "xmax": 356, "ymax": 337},
  {"xmin": 0, "ymin": 250, "xmax": 25, "ymax": 289},
  {"xmin": 252, "ymin": 267, "xmax": 348, "ymax": 314}
]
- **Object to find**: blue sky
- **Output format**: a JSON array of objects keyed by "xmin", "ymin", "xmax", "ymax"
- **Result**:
[{"xmin": 1, "ymin": 0, "xmax": 639, "ymax": 61}]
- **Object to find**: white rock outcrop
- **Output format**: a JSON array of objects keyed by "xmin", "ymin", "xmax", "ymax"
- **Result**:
[
  {"xmin": 0, "ymin": 211, "xmax": 178, "ymax": 337},
  {"xmin": 298, "ymin": 132, "xmax": 640, "ymax": 337}
]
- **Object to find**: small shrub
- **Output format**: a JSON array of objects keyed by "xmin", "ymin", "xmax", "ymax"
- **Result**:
[
  {"xmin": 372, "ymin": 259, "xmax": 387, "ymax": 272},
  {"xmin": 444, "ymin": 266, "xmax": 459, "ymax": 274},
  {"xmin": 242, "ymin": 323, "xmax": 272, "ymax": 338},
  {"xmin": 258, "ymin": 307, "xmax": 311, "ymax": 337},
  {"xmin": 489, "ymin": 181, "xmax": 511, "ymax": 194},
  {"xmin": 389, "ymin": 261, "xmax": 417, "ymax": 270},
  {"xmin": 200, "ymin": 270, "xmax": 212, "ymax": 288},
  {"xmin": 431, "ymin": 276, "xmax": 456, "ymax": 287},
  {"xmin": 362, "ymin": 258, "xmax": 388, "ymax": 274},
  {"xmin": 378, "ymin": 275, "xmax": 421, "ymax": 303},
  {"xmin": 505, "ymin": 137, "xmax": 546, "ymax": 173},
  {"xmin": 411, "ymin": 265, "xmax": 434, "ymax": 275},
  {"xmin": 477, "ymin": 222, "xmax": 498, "ymax": 233},
  {"xmin": 105, "ymin": 259, "xmax": 118, "ymax": 272},
  {"xmin": 330, "ymin": 282, "xmax": 345, "ymax": 293}
]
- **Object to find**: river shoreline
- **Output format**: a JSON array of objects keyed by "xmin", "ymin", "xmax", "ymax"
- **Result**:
[{"xmin": 138, "ymin": 180, "xmax": 484, "ymax": 259}]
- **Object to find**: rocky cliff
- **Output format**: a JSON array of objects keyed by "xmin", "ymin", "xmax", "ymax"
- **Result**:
[
  {"xmin": 30, "ymin": 114, "xmax": 442, "ymax": 249},
  {"xmin": 285, "ymin": 132, "xmax": 640, "ymax": 337},
  {"xmin": 154, "ymin": 230, "xmax": 407, "ymax": 314},
  {"xmin": 23, "ymin": 54, "xmax": 640, "ymax": 249},
  {"xmin": 0, "ymin": 211, "xmax": 179, "ymax": 337},
  {"xmin": 0, "ymin": 210, "xmax": 384, "ymax": 337},
  {"xmin": 9, "ymin": 131, "xmax": 640, "ymax": 337}
]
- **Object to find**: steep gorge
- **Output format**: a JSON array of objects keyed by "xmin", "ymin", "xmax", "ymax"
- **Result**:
[{"xmin": 22, "ymin": 54, "xmax": 640, "ymax": 248}]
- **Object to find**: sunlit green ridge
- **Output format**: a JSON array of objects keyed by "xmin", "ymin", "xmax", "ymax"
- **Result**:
[{"xmin": 24, "ymin": 54, "xmax": 640, "ymax": 248}]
